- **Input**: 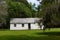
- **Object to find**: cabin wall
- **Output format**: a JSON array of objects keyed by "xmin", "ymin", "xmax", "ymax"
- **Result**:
[
  {"xmin": 10, "ymin": 23, "xmax": 44, "ymax": 30},
  {"xmin": 10, "ymin": 24, "xmax": 28, "ymax": 30},
  {"xmin": 31, "ymin": 23, "xmax": 40, "ymax": 29}
]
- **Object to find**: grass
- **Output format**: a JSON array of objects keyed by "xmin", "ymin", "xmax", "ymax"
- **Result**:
[{"xmin": 0, "ymin": 28, "xmax": 60, "ymax": 40}]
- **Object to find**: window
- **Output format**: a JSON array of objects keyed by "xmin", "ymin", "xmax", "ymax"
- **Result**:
[
  {"xmin": 14, "ymin": 24, "xmax": 16, "ymax": 27},
  {"xmin": 22, "ymin": 24, "xmax": 24, "ymax": 27}
]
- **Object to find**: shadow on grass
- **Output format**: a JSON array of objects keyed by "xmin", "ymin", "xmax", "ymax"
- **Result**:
[
  {"xmin": 0, "ymin": 35, "xmax": 44, "ymax": 40},
  {"xmin": 0, "ymin": 35, "xmax": 60, "ymax": 40},
  {"xmin": 0, "ymin": 30, "xmax": 60, "ymax": 40},
  {"xmin": 36, "ymin": 31, "xmax": 60, "ymax": 36}
]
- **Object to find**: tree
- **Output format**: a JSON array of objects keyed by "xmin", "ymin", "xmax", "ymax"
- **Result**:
[
  {"xmin": 0, "ymin": 0, "xmax": 8, "ymax": 28},
  {"xmin": 40, "ymin": 0, "xmax": 60, "ymax": 29}
]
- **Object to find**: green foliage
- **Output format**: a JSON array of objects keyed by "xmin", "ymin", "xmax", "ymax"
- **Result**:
[
  {"xmin": 40, "ymin": 0, "xmax": 60, "ymax": 27},
  {"xmin": 8, "ymin": 0, "xmax": 32, "ymax": 18}
]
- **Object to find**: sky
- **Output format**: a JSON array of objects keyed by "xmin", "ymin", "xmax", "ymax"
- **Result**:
[{"xmin": 27, "ymin": 0, "xmax": 42, "ymax": 7}]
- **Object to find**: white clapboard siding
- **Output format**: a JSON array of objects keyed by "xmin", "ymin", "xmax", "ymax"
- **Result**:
[{"xmin": 10, "ymin": 18, "xmax": 44, "ymax": 30}]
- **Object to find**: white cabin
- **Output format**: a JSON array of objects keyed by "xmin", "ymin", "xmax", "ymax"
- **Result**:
[{"xmin": 10, "ymin": 18, "xmax": 44, "ymax": 30}]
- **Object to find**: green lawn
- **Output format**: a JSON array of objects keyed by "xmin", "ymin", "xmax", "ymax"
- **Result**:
[{"xmin": 0, "ymin": 28, "xmax": 60, "ymax": 40}]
